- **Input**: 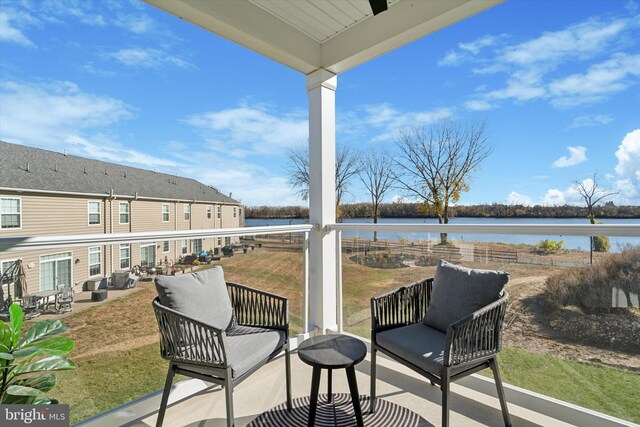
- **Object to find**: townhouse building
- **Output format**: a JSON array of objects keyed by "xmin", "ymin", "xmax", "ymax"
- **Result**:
[{"xmin": 0, "ymin": 141, "xmax": 243, "ymax": 295}]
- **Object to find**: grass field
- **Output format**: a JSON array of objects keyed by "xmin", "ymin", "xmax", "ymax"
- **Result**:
[{"xmin": 38, "ymin": 242, "xmax": 640, "ymax": 424}]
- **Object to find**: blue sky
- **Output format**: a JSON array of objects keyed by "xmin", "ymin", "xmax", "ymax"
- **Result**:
[{"xmin": 1, "ymin": 0, "xmax": 639, "ymax": 208}]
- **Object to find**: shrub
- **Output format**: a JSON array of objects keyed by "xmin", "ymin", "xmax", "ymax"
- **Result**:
[
  {"xmin": 593, "ymin": 235, "xmax": 610, "ymax": 253},
  {"xmin": 544, "ymin": 245, "xmax": 640, "ymax": 312},
  {"xmin": 538, "ymin": 239, "xmax": 564, "ymax": 254},
  {"xmin": 192, "ymin": 260, "xmax": 201, "ymax": 266}
]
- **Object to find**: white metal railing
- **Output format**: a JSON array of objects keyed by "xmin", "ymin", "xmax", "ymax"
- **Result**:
[
  {"xmin": 0, "ymin": 224, "xmax": 314, "ymax": 252},
  {"xmin": 329, "ymin": 222, "xmax": 640, "ymax": 237}
]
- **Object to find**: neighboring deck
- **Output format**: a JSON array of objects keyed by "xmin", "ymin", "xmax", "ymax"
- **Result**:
[{"xmin": 77, "ymin": 339, "xmax": 632, "ymax": 427}]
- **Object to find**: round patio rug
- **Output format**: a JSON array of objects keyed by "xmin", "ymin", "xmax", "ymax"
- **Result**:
[{"xmin": 248, "ymin": 393, "xmax": 428, "ymax": 427}]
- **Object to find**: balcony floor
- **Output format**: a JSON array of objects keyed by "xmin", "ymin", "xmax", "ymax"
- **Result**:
[{"xmin": 104, "ymin": 348, "xmax": 581, "ymax": 427}]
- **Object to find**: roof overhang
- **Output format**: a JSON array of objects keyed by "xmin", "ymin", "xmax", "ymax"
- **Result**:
[{"xmin": 143, "ymin": 0, "xmax": 504, "ymax": 75}]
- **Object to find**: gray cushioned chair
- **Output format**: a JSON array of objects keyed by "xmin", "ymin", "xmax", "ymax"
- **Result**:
[
  {"xmin": 370, "ymin": 260, "xmax": 511, "ymax": 427},
  {"xmin": 153, "ymin": 267, "xmax": 292, "ymax": 427}
]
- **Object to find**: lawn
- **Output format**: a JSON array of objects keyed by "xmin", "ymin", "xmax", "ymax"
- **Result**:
[{"xmin": 30, "ymin": 242, "xmax": 640, "ymax": 424}]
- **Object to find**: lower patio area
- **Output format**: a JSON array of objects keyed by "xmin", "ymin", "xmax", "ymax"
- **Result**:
[{"xmin": 76, "ymin": 336, "xmax": 627, "ymax": 427}]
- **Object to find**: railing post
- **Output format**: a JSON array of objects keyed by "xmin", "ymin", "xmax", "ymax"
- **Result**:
[
  {"xmin": 336, "ymin": 230, "xmax": 343, "ymax": 333},
  {"xmin": 303, "ymin": 231, "xmax": 310, "ymax": 334}
]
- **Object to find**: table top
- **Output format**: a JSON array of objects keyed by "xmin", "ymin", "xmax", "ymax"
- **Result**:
[
  {"xmin": 298, "ymin": 334, "xmax": 367, "ymax": 369},
  {"xmin": 29, "ymin": 290, "xmax": 61, "ymax": 298}
]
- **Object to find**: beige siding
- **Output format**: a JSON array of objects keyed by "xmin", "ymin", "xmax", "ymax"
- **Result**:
[{"xmin": 1, "ymin": 190, "xmax": 243, "ymax": 288}]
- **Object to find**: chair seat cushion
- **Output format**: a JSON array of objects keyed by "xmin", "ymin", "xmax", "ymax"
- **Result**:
[
  {"xmin": 423, "ymin": 260, "xmax": 508, "ymax": 333},
  {"xmin": 377, "ymin": 323, "xmax": 447, "ymax": 374},
  {"xmin": 226, "ymin": 325, "xmax": 286, "ymax": 378},
  {"xmin": 155, "ymin": 266, "xmax": 235, "ymax": 331}
]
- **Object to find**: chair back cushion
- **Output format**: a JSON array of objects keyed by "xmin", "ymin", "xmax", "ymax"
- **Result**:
[
  {"xmin": 155, "ymin": 266, "xmax": 235, "ymax": 331},
  {"xmin": 423, "ymin": 260, "xmax": 508, "ymax": 333}
]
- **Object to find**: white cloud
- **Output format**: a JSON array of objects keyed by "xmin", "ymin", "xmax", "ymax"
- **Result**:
[
  {"xmin": 348, "ymin": 104, "xmax": 454, "ymax": 142},
  {"xmin": 185, "ymin": 105, "xmax": 308, "ymax": 157},
  {"xmin": 0, "ymin": 80, "xmax": 180, "ymax": 169},
  {"xmin": 107, "ymin": 47, "xmax": 191, "ymax": 69},
  {"xmin": 506, "ymin": 191, "xmax": 533, "ymax": 206},
  {"xmin": 114, "ymin": 14, "xmax": 155, "ymax": 34},
  {"xmin": 0, "ymin": 9, "xmax": 37, "ymax": 47},
  {"xmin": 552, "ymin": 146, "xmax": 588, "ymax": 168},
  {"xmin": 438, "ymin": 34, "xmax": 505, "ymax": 66},
  {"xmin": 464, "ymin": 100, "xmax": 493, "ymax": 111},
  {"xmin": 614, "ymin": 129, "xmax": 640, "ymax": 192},
  {"xmin": 463, "ymin": 15, "xmax": 640, "ymax": 109},
  {"xmin": 569, "ymin": 114, "xmax": 613, "ymax": 128},
  {"xmin": 541, "ymin": 189, "xmax": 566, "ymax": 206},
  {"xmin": 549, "ymin": 53, "xmax": 640, "ymax": 107}
]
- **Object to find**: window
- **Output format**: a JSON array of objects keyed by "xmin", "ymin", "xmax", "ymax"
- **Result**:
[
  {"xmin": 120, "ymin": 244, "xmax": 130, "ymax": 270},
  {"xmin": 217, "ymin": 238, "xmax": 222, "ymax": 246},
  {"xmin": 193, "ymin": 239, "xmax": 202, "ymax": 253},
  {"xmin": 1, "ymin": 198, "xmax": 21, "ymax": 229},
  {"xmin": 181, "ymin": 239, "xmax": 188, "ymax": 255},
  {"xmin": 225, "ymin": 237, "xmax": 231, "ymax": 246},
  {"xmin": 88, "ymin": 201, "xmax": 101, "ymax": 225},
  {"xmin": 163, "ymin": 241, "xmax": 170, "ymax": 253},
  {"xmin": 89, "ymin": 246, "xmax": 101, "ymax": 276},
  {"xmin": 184, "ymin": 204, "xmax": 190, "ymax": 221},
  {"xmin": 207, "ymin": 205, "xmax": 212, "ymax": 219},
  {"xmin": 233, "ymin": 207, "xmax": 237, "ymax": 218},
  {"xmin": 1, "ymin": 259, "xmax": 17, "ymax": 287},
  {"xmin": 162, "ymin": 204, "xmax": 170, "ymax": 222},
  {"xmin": 140, "ymin": 244, "xmax": 156, "ymax": 268},
  {"xmin": 217, "ymin": 205, "xmax": 221, "ymax": 219},
  {"xmin": 119, "ymin": 202, "xmax": 129, "ymax": 224},
  {"xmin": 239, "ymin": 208, "xmax": 242, "ymax": 217}
]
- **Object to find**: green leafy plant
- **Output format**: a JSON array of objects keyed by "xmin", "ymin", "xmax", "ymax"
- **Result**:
[
  {"xmin": 538, "ymin": 239, "xmax": 564, "ymax": 254},
  {"xmin": 0, "ymin": 303, "xmax": 76, "ymax": 404}
]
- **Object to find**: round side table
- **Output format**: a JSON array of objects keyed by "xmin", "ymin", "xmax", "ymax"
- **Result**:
[{"xmin": 298, "ymin": 334, "xmax": 367, "ymax": 427}]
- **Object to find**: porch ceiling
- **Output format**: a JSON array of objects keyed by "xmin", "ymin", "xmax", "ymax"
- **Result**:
[{"xmin": 143, "ymin": 0, "xmax": 504, "ymax": 74}]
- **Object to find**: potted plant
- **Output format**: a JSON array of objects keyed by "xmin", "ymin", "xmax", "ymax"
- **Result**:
[{"xmin": 0, "ymin": 303, "xmax": 76, "ymax": 404}]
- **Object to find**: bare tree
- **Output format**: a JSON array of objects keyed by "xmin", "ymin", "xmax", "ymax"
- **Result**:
[
  {"xmin": 287, "ymin": 144, "xmax": 361, "ymax": 217},
  {"xmin": 573, "ymin": 173, "xmax": 618, "ymax": 256},
  {"xmin": 358, "ymin": 148, "xmax": 394, "ymax": 241},
  {"xmin": 394, "ymin": 119, "xmax": 491, "ymax": 244}
]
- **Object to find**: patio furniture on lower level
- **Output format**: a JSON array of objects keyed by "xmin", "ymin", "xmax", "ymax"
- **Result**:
[
  {"xmin": 370, "ymin": 260, "xmax": 512, "ymax": 427},
  {"xmin": 153, "ymin": 266, "xmax": 292, "ymax": 427},
  {"xmin": 56, "ymin": 284, "xmax": 74, "ymax": 312}
]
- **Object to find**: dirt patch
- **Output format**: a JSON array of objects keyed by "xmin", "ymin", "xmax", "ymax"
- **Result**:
[{"xmin": 503, "ymin": 275, "xmax": 640, "ymax": 371}]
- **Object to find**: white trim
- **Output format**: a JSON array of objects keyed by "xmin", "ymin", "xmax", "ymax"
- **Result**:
[
  {"xmin": 88, "ymin": 246, "xmax": 102, "ymax": 277},
  {"xmin": 183, "ymin": 203, "xmax": 190, "ymax": 221},
  {"xmin": 0, "ymin": 187, "xmax": 240, "ymax": 205},
  {"xmin": 1, "ymin": 224, "xmax": 314, "ymax": 252},
  {"xmin": 329, "ymin": 222, "xmax": 640, "ymax": 237},
  {"xmin": 0, "ymin": 196, "xmax": 22, "ymax": 230},
  {"xmin": 140, "ymin": 242, "xmax": 157, "ymax": 267},
  {"xmin": 87, "ymin": 200, "xmax": 101, "ymax": 226},
  {"xmin": 161, "ymin": 203, "xmax": 170, "ymax": 223},
  {"xmin": 216, "ymin": 205, "xmax": 221, "ymax": 219},
  {"xmin": 118, "ymin": 202, "xmax": 130, "ymax": 225},
  {"xmin": 119, "ymin": 243, "xmax": 131, "ymax": 270},
  {"xmin": 206, "ymin": 205, "xmax": 212, "ymax": 220}
]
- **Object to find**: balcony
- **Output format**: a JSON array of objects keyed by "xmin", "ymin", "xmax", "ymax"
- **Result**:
[{"xmin": 2, "ymin": 223, "xmax": 638, "ymax": 426}]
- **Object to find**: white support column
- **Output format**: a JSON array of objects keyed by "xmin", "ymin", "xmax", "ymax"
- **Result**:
[{"xmin": 306, "ymin": 69, "xmax": 338, "ymax": 334}]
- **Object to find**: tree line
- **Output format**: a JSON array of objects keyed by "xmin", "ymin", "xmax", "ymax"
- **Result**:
[{"xmin": 246, "ymin": 202, "xmax": 640, "ymax": 219}]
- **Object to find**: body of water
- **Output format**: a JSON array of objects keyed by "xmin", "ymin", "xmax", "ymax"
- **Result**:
[{"xmin": 245, "ymin": 217, "xmax": 640, "ymax": 251}]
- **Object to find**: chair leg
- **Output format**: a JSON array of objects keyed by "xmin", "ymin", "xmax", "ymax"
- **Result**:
[
  {"xmin": 370, "ymin": 346, "xmax": 377, "ymax": 414},
  {"xmin": 156, "ymin": 364, "xmax": 175, "ymax": 427},
  {"xmin": 225, "ymin": 372, "xmax": 235, "ymax": 427},
  {"xmin": 441, "ymin": 369, "xmax": 450, "ymax": 427},
  {"xmin": 285, "ymin": 344, "xmax": 293, "ymax": 411},
  {"xmin": 490, "ymin": 358, "xmax": 512, "ymax": 427}
]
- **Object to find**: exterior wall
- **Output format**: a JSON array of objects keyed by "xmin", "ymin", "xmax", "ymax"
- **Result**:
[{"xmin": 1, "ymin": 190, "xmax": 242, "ymax": 292}]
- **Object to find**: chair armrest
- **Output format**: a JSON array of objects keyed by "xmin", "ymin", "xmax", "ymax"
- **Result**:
[
  {"xmin": 152, "ymin": 298, "xmax": 228, "ymax": 367},
  {"xmin": 444, "ymin": 291, "xmax": 509, "ymax": 366},
  {"xmin": 371, "ymin": 278, "xmax": 433, "ymax": 336},
  {"xmin": 226, "ymin": 282, "xmax": 288, "ymax": 331}
]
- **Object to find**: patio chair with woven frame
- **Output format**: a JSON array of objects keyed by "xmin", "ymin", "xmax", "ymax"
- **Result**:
[
  {"xmin": 153, "ymin": 270, "xmax": 292, "ymax": 427},
  {"xmin": 370, "ymin": 263, "xmax": 511, "ymax": 427}
]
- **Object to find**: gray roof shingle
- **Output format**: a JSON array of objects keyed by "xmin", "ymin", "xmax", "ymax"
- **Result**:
[{"xmin": 0, "ymin": 141, "xmax": 240, "ymax": 204}]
